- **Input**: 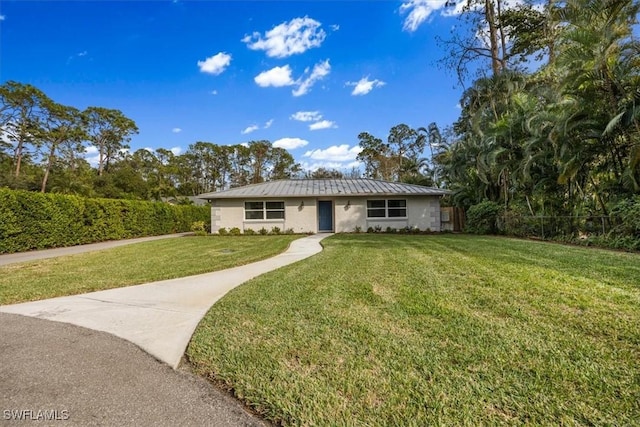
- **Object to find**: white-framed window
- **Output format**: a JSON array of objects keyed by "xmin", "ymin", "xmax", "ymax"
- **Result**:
[
  {"xmin": 366, "ymin": 199, "xmax": 407, "ymax": 218},
  {"xmin": 244, "ymin": 201, "xmax": 285, "ymax": 220}
]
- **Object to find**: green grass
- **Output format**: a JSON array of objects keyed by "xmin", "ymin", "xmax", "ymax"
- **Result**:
[
  {"xmin": 187, "ymin": 234, "xmax": 640, "ymax": 426},
  {"xmin": 0, "ymin": 235, "xmax": 299, "ymax": 305}
]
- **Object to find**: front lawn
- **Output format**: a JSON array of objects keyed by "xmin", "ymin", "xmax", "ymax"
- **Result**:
[
  {"xmin": 0, "ymin": 235, "xmax": 299, "ymax": 305},
  {"xmin": 188, "ymin": 234, "xmax": 640, "ymax": 425}
]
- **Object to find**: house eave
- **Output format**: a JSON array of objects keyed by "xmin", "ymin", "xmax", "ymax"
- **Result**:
[{"xmin": 198, "ymin": 192, "xmax": 449, "ymax": 200}]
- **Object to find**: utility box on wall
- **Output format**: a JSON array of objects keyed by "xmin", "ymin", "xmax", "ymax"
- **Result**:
[{"xmin": 440, "ymin": 207, "xmax": 465, "ymax": 232}]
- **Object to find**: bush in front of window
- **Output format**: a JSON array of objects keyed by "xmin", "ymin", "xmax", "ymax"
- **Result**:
[
  {"xmin": 229, "ymin": 227, "xmax": 241, "ymax": 236},
  {"xmin": 218, "ymin": 227, "xmax": 228, "ymax": 236},
  {"xmin": 244, "ymin": 228, "xmax": 256, "ymax": 235},
  {"xmin": 259, "ymin": 227, "xmax": 268, "ymax": 235},
  {"xmin": 270, "ymin": 226, "xmax": 281, "ymax": 235}
]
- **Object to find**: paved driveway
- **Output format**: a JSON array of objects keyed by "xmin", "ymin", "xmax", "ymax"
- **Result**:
[
  {"xmin": 0, "ymin": 233, "xmax": 330, "ymax": 426},
  {"xmin": 0, "ymin": 313, "xmax": 266, "ymax": 426},
  {"xmin": 0, "ymin": 234, "xmax": 329, "ymax": 368}
]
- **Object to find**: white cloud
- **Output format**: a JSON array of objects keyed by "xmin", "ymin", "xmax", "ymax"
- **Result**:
[
  {"xmin": 400, "ymin": 0, "xmax": 449, "ymax": 31},
  {"xmin": 197, "ymin": 52, "xmax": 232, "ymax": 75},
  {"xmin": 255, "ymin": 60, "xmax": 330, "ymax": 96},
  {"xmin": 292, "ymin": 59, "xmax": 330, "ymax": 97},
  {"xmin": 172, "ymin": 127, "xmax": 182, "ymax": 133},
  {"xmin": 347, "ymin": 76, "xmax": 386, "ymax": 96},
  {"xmin": 401, "ymin": 0, "xmax": 507, "ymax": 30},
  {"xmin": 290, "ymin": 111, "xmax": 336, "ymax": 130},
  {"xmin": 254, "ymin": 65, "xmax": 295, "ymax": 87},
  {"xmin": 309, "ymin": 120, "xmax": 337, "ymax": 131},
  {"xmin": 331, "ymin": 24, "xmax": 340, "ymax": 31},
  {"xmin": 290, "ymin": 111, "xmax": 322, "ymax": 122},
  {"xmin": 264, "ymin": 119, "xmax": 274, "ymax": 129},
  {"xmin": 241, "ymin": 124, "xmax": 259, "ymax": 135},
  {"xmin": 66, "ymin": 50, "xmax": 89, "ymax": 64},
  {"xmin": 85, "ymin": 145, "xmax": 99, "ymax": 155},
  {"xmin": 0, "ymin": 15, "xmax": 5, "ymax": 21},
  {"xmin": 211, "ymin": 90, "xmax": 218, "ymax": 95},
  {"xmin": 170, "ymin": 146, "xmax": 182, "ymax": 155},
  {"xmin": 304, "ymin": 144, "xmax": 362, "ymax": 162},
  {"xmin": 273, "ymin": 137, "xmax": 309, "ymax": 150},
  {"xmin": 242, "ymin": 16, "xmax": 326, "ymax": 58}
]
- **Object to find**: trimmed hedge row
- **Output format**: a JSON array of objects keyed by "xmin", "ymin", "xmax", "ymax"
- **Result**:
[{"xmin": 0, "ymin": 188, "xmax": 210, "ymax": 254}]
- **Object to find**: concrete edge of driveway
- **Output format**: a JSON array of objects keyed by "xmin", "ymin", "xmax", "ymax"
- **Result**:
[
  {"xmin": 0, "ymin": 233, "xmax": 193, "ymax": 267},
  {"xmin": 0, "ymin": 233, "xmax": 333, "ymax": 369}
]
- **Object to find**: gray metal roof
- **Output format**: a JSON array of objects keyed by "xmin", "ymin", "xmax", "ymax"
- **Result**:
[{"xmin": 198, "ymin": 179, "xmax": 449, "ymax": 199}]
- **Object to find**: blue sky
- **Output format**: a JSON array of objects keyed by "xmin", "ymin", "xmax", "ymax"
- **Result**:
[{"xmin": 0, "ymin": 1, "xmax": 466, "ymax": 171}]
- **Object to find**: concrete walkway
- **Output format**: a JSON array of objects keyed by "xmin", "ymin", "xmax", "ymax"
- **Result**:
[
  {"xmin": 0, "ymin": 233, "xmax": 191, "ymax": 266},
  {"xmin": 0, "ymin": 234, "xmax": 330, "ymax": 369}
]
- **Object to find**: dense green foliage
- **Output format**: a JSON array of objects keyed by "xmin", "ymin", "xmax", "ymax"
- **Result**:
[
  {"xmin": 465, "ymin": 200, "xmax": 502, "ymax": 234},
  {"xmin": 0, "ymin": 188, "xmax": 209, "ymax": 253},
  {"xmin": 356, "ymin": 123, "xmax": 438, "ymax": 186},
  {"xmin": 611, "ymin": 195, "xmax": 640, "ymax": 237},
  {"xmin": 464, "ymin": 196, "xmax": 640, "ymax": 251},
  {"xmin": 188, "ymin": 234, "xmax": 640, "ymax": 425},
  {"xmin": 435, "ymin": 0, "xmax": 640, "ymax": 243}
]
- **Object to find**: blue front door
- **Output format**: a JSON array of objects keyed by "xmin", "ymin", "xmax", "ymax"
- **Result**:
[{"xmin": 318, "ymin": 201, "xmax": 333, "ymax": 232}]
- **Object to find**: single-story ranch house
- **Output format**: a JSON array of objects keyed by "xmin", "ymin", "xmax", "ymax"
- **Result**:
[{"xmin": 198, "ymin": 179, "xmax": 450, "ymax": 234}]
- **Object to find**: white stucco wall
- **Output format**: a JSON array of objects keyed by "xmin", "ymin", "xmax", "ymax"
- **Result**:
[
  {"xmin": 281, "ymin": 198, "xmax": 317, "ymax": 233},
  {"xmin": 407, "ymin": 197, "xmax": 442, "ymax": 231},
  {"xmin": 210, "ymin": 195, "xmax": 442, "ymax": 233},
  {"xmin": 210, "ymin": 198, "xmax": 316, "ymax": 233},
  {"xmin": 335, "ymin": 196, "xmax": 442, "ymax": 232},
  {"xmin": 333, "ymin": 198, "xmax": 364, "ymax": 232}
]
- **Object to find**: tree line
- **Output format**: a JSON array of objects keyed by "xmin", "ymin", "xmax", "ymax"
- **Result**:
[
  {"xmin": 0, "ymin": 81, "xmax": 353, "ymax": 200},
  {"xmin": 433, "ymin": 0, "xmax": 639, "ymax": 225},
  {"xmin": 0, "ymin": 79, "xmax": 441, "ymax": 201},
  {"xmin": 5, "ymin": 0, "xmax": 637, "ymax": 224}
]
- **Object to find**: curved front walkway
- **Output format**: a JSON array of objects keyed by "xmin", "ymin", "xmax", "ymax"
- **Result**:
[{"xmin": 0, "ymin": 234, "xmax": 330, "ymax": 369}]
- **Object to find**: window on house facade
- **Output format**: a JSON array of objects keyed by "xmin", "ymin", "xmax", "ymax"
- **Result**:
[
  {"xmin": 366, "ymin": 199, "xmax": 407, "ymax": 218},
  {"xmin": 244, "ymin": 201, "xmax": 285, "ymax": 220}
]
